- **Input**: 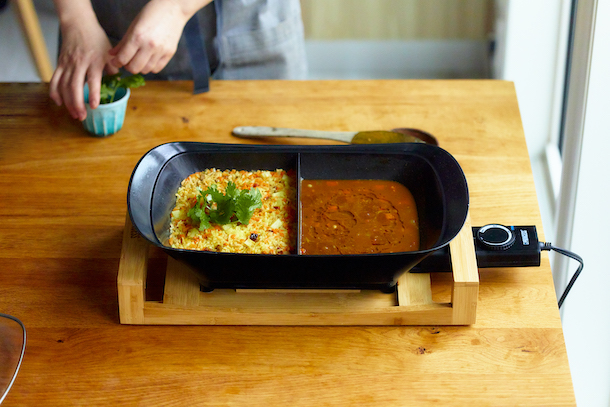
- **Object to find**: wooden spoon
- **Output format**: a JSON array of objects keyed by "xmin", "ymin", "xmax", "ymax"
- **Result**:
[{"xmin": 232, "ymin": 126, "xmax": 438, "ymax": 145}]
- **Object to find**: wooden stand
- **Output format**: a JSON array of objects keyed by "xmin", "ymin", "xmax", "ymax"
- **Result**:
[{"xmin": 118, "ymin": 213, "xmax": 478, "ymax": 325}]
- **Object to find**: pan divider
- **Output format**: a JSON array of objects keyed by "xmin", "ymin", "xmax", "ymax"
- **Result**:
[
  {"xmin": 117, "ymin": 213, "xmax": 478, "ymax": 325},
  {"xmin": 296, "ymin": 152, "xmax": 302, "ymax": 254}
]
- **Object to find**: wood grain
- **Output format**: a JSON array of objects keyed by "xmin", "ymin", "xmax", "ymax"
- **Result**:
[
  {"xmin": 0, "ymin": 81, "xmax": 574, "ymax": 406},
  {"xmin": 118, "ymin": 212, "xmax": 475, "ymax": 326},
  {"xmin": 117, "ymin": 213, "xmax": 148, "ymax": 324},
  {"xmin": 450, "ymin": 212, "xmax": 479, "ymax": 324}
]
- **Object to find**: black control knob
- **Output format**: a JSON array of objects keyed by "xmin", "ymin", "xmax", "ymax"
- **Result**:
[{"xmin": 476, "ymin": 224, "xmax": 515, "ymax": 251}]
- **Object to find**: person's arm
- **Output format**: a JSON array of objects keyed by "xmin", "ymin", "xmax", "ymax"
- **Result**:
[
  {"xmin": 49, "ymin": 0, "xmax": 119, "ymax": 120},
  {"xmin": 109, "ymin": 0, "xmax": 213, "ymax": 74}
]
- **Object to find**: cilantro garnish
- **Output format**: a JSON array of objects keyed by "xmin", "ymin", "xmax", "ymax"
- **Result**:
[
  {"xmin": 100, "ymin": 73, "xmax": 145, "ymax": 104},
  {"xmin": 187, "ymin": 182, "xmax": 263, "ymax": 230}
]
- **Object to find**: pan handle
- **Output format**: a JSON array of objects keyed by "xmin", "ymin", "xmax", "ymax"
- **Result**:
[{"xmin": 232, "ymin": 126, "xmax": 355, "ymax": 143}]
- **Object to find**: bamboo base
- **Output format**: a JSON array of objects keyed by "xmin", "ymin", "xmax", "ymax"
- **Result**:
[{"xmin": 117, "ymin": 213, "xmax": 478, "ymax": 325}]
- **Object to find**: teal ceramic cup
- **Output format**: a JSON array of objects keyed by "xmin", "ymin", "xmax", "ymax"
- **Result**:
[{"xmin": 82, "ymin": 84, "xmax": 131, "ymax": 137}]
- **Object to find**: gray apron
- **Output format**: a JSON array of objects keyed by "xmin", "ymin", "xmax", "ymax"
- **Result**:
[{"xmin": 90, "ymin": 0, "xmax": 307, "ymax": 92}]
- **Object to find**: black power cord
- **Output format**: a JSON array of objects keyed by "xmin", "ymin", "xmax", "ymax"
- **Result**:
[{"xmin": 540, "ymin": 242, "xmax": 584, "ymax": 309}]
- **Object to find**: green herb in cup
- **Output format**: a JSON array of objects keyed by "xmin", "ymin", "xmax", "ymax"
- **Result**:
[{"xmin": 100, "ymin": 73, "xmax": 145, "ymax": 104}]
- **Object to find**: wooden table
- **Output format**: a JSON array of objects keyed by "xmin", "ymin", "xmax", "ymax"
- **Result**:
[{"xmin": 0, "ymin": 81, "xmax": 575, "ymax": 405}]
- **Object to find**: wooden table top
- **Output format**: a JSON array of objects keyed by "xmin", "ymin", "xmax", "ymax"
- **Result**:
[{"xmin": 0, "ymin": 80, "xmax": 574, "ymax": 406}]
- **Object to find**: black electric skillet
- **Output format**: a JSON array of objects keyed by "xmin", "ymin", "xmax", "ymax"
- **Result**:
[{"xmin": 127, "ymin": 142, "xmax": 469, "ymax": 292}]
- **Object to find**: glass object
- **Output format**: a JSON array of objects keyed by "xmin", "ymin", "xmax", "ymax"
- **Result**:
[{"xmin": 0, "ymin": 313, "xmax": 26, "ymax": 404}]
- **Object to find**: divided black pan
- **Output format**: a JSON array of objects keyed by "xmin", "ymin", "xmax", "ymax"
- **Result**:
[{"xmin": 127, "ymin": 142, "xmax": 469, "ymax": 292}]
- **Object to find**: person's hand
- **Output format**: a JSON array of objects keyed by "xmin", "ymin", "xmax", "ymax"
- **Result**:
[
  {"xmin": 49, "ymin": 17, "xmax": 119, "ymax": 121},
  {"xmin": 108, "ymin": 0, "xmax": 193, "ymax": 75}
]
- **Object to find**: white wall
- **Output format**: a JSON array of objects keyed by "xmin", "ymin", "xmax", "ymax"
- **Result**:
[
  {"xmin": 494, "ymin": 0, "xmax": 569, "ymax": 158},
  {"xmin": 306, "ymin": 40, "xmax": 488, "ymax": 80},
  {"xmin": 560, "ymin": 1, "xmax": 610, "ymax": 405},
  {"xmin": 493, "ymin": 0, "xmax": 571, "ymax": 244}
]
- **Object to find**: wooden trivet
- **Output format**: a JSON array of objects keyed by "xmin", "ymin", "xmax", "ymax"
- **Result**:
[{"xmin": 118, "ymin": 213, "xmax": 478, "ymax": 325}]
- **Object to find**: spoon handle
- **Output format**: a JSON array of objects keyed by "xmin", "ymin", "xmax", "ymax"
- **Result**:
[{"xmin": 232, "ymin": 126, "xmax": 356, "ymax": 143}]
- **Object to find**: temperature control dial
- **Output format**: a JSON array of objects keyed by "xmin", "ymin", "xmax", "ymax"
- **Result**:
[
  {"xmin": 476, "ymin": 224, "xmax": 515, "ymax": 251},
  {"xmin": 411, "ymin": 225, "xmax": 541, "ymax": 271}
]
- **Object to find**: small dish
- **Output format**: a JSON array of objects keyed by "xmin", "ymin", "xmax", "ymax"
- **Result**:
[{"xmin": 82, "ymin": 84, "xmax": 130, "ymax": 137}]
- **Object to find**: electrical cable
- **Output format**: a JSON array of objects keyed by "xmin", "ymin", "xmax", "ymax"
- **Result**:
[
  {"xmin": 0, "ymin": 313, "xmax": 26, "ymax": 405},
  {"xmin": 539, "ymin": 242, "xmax": 584, "ymax": 309}
]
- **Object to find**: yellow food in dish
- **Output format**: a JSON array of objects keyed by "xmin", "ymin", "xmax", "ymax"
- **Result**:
[{"xmin": 169, "ymin": 168, "xmax": 297, "ymax": 254}]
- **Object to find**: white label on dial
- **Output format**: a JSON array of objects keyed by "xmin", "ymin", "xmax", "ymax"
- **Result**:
[{"xmin": 520, "ymin": 229, "xmax": 530, "ymax": 245}]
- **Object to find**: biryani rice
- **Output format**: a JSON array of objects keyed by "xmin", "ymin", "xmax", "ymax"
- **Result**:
[{"xmin": 169, "ymin": 168, "xmax": 296, "ymax": 254}]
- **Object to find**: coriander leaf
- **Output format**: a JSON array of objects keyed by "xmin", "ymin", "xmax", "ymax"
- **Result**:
[
  {"xmin": 202, "ymin": 184, "xmax": 234, "ymax": 226},
  {"xmin": 119, "ymin": 74, "xmax": 145, "ymax": 90},
  {"xmin": 208, "ymin": 196, "xmax": 235, "ymax": 225},
  {"xmin": 102, "ymin": 73, "xmax": 121, "ymax": 88},
  {"xmin": 235, "ymin": 188, "xmax": 262, "ymax": 225},
  {"xmin": 225, "ymin": 182, "xmax": 238, "ymax": 200},
  {"xmin": 198, "ymin": 213, "xmax": 211, "ymax": 230},
  {"xmin": 99, "ymin": 84, "xmax": 114, "ymax": 105},
  {"xmin": 98, "ymin": 73, "xmax": 145, "ymax": 104},
  {"xmin": 186, "ymin": 183, "xmax": 263, "ymax": 230},
  {"xmin": 187, "ymin": 204, "xmax": 199, "ymax": 223},
  {"xmin": 187, "ymin": 191, "xmax": 211, "ymax": 230},
  {"xmin": 99, "ymin": 73, "xmax": 121, "ymax": 104}
]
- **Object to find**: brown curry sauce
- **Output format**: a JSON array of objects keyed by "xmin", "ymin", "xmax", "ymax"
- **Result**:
[{"xmin": 300, "ymin": 180, "xmax": 419, "ymax": 255}]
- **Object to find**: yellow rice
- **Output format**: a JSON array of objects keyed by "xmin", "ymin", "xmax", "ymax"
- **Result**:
[{"xmin": 168, "ymin": 168, "xmax": 297, "ymax": 254}]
